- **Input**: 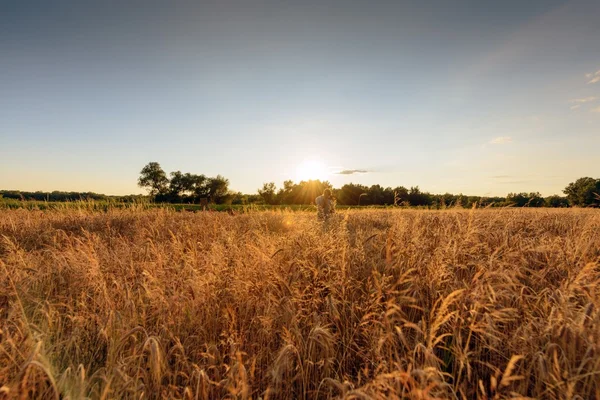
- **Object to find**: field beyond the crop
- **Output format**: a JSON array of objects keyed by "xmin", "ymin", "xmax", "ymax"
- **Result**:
[{"xmin": 1, "ymin": 208, "xmax": 599, "ymax": 399}]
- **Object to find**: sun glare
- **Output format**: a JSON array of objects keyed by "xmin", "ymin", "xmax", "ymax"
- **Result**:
[{"xmin": 295, "ymin": 159, "xmax": 328, "ymax": 181}]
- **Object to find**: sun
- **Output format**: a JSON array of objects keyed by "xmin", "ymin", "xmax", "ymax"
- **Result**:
[{"xmin": 295, "ymin": 159, "xmax": 328, "ymax": 181}]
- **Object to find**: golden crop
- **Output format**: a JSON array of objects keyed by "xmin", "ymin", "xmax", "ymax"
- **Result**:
[{"xmin": 1, "ymin": 208, "xmax": 599, "ymax": 399}]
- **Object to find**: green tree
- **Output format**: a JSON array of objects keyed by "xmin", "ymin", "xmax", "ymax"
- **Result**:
[
  {"xmin": 408, "ymin": 186, "xmax": 431, "ymax": 206},
  {"xmin": 187, "ymin": 174, "xmax": 208, "ymax": 200},
  {"xmin": 168, "ymin": 171, "xmax": 186, "ymax": 199},
  {"xmin": 271, "ymin": 180, "xmax": 331, "ymax": 205},
  {"xmin": 231, "ymin": 192, "xmax": 247, "ymax": 205},
  {"xmin": 168, "ymin": 172, "xmax": 206, "ymax": 202},
  {"xmin": 258, "ymin": 182, "xmax": 277, "ymax": 205},
  {"xmin": 338, "ymin": 183, "xmax": 369, "ymax": 205},
  {"xmin": 545, "ymin": 195, "xmax": 569, "ymax": 208},
  {"xmin": 526, "ymin": 192, "xmax": 544, "ymax": 207},
  {"xmin": 393, "ymin": 186, "xmax": 409, "ymax": 205},
  {"xmin": 276, "ymin": 180, "xmax": 295, "ymax": 204},
  {"xmin": 563, "ymin": 177, "xmax": 600, "ymax": 206},
  {"xmin": 138, "ymin": 162, "xmax": 169, "ymax": 197},
  {"xmin": 506, "ymin": 193, "xmax": 527, "ymax": 207},
  {"xmin": 207, "ymin": 175, "xmax": 230, "ymax": 204},
  {"xmin": 506, "ymin": 192, "xmax": 544, "ymax": 207},
  {"xmin": 366, "ymin": 184, "xmax": 387, "ymax": 205}
]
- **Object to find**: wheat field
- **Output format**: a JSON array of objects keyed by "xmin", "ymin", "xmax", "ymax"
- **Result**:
[{"xmin": 0, "ymin": 207, "xmax": 599, "ymax": 399}]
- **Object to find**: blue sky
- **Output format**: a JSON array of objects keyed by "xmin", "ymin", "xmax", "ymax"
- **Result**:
[{"xmin": 1, "ymin": 0, "xmax": 599, "ymax": 196}]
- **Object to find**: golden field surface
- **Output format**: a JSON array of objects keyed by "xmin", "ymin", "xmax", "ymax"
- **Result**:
[{"xmin": 1, "ymin": 208, "xmax": 599, "ymax": 399}]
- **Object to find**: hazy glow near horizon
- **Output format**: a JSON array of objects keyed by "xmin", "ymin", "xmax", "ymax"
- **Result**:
[{"xmin": 0, "ymin": 0, "xmax": 599, "ymax": 197}]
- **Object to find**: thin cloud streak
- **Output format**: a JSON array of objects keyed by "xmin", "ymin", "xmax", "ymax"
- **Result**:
[
  {"xmin": 587, "ymin": 70, "xmax": 600, "ymax": 84},
  {"xmin": 569, "ymin": 96, "xmax": 597, "ymax": 103},
  {"xmin": 490, "ymin": 136, "xmax": 513, "ymax": 144},
  {"xmin": 498, "ymin": 180, "xmax": 532, "ymax": 184},
  {"xmin": 335, "ymin": 169, "xmax": 369, "ymax": 175}
]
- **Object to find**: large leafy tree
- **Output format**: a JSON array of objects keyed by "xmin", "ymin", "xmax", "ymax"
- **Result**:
[
  {"xmin": 169, "ymin": 171, "xmax": 187, "ymax": 197},
  {"xmin": 138, "ymin": 162, "xmax": 169, "ymax": 196},
  {"xmin": 207, "ymin": 175, "xmax": 230, "ymax": 204},
  {"xmin": 563, "ymin": 177, "xmax": 600, "ymax": 206},
  {"xmin": 170, "ymin": 172, "xmax": 208, "ymax": 199},
  {"xmin": 189, "ymin": 174, "xmax": 209, "ymax": 199}
]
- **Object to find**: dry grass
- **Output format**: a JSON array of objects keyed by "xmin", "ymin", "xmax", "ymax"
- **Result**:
[{"xmin": 0, "ymin": 207, "xmax": 599, "ymax": 399}]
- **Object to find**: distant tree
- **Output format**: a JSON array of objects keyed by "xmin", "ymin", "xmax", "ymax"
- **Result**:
[
  {"xmin": 167, "ymin": 172, "xmax": 204, "ymax": 202},
  {"xmin": 563, "ymin": 177, "xmax": 600, "ymax": 207},
  {"xmin": 408, "ymin": 186, "xmax": 431, "ymax": 206},
  {"xmin": 230, "ymin": 192, "xmax": 246, "ymax": 205},
  {"xmin": 527, "ymin": 192, "xmax": 544, "ymax": 207},
  {"xmin": 188, "ymin": 174, "xmax": 208, "ymax": 200},
  {"xmin": 506, "ymin": 193, "xmax": 526, "ymax": 207},
  {"xmin": 270, "ymin": 180, "xmax": 332, "ymax": 205},
  {"xmin": 393, "ymin": 186, "xmax": 409, "ymax": 205},
  {"xmin": 246, "ymin": 194, "xmax": 263, "ymax": 204},
  {"xmin": 207, "ymin": 175, "xmax": 230, "ymax": 204},
  {"xmin": 338, "ymin": 183, "xmax": 369, "ymax": 205},
  {"xmin": 366, "ymin": 184, "xmax": 387, "ymax": 205},
  {"xmin": 291, "ymin": 180, "xmax": 331, "ymax": 204},
  {"xmin": 138, "ymin": 162, "xmax": 169, "ymax": 197},
  {"xmin": 258, "ymin": 182, "xmax": 277, "ymax": 205},
  {"xmin": 466, "ymin": 196, "xmax": 483, "ymax": 207},
  {"xmin": 479, "ymin": 196, "xmax": 505, "ymax": 207},
  {"xmin": 276, "ymin": 180, "xmax": 294, "ymax": 204},
  {"xmin": 506, "ymin": 192, "xmax": 544, "ymax": 207},
  {"xmin": 545, "ymin": 195, "xmax": 569, "ymax": 208},
  {"xmin": 168, "ymin": 171, "xmax": 186, "ymax": 199},
  {"xmin": 382, "ymin": 187, "xmax": 396, "ymax": 205},
  {"xmin": 437, "ymin": 193, "xmax": 457, "ymax": 208}
]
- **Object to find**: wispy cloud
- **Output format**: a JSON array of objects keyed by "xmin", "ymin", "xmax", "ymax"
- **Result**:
[
  {"xmin": 335, "ymin": 169, "xmax": 369, "ymax": 175},
  {"xmin": 591, "ymin": 105, "xmax": 600, "ymax": 113},
  {"xmin": 490, "ymin": 136, "xmax": 513, "ymax": 144},
  {"xmin": 570, "ymin": 104, "xmax": 581, "ymax": 110},
  {"xmin": 491, "ymin": 176, "xmax": 532, "ymax": 184},
  {"xmin": 569, "ymin": 96, "xmax": 597, "ymax": 103},
  {"xmin": 587, "ymin": 70, "xmax": 600, "ymax": 84}
]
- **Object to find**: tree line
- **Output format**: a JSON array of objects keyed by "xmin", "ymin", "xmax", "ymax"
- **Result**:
[
  {"xmin": 138, "ymin": 162, "xmax": 598, "ymax": 207},
  {"xmin": 256, "ymin": 177, "xmax": 599, "ymax": 208},
  {"xmin": 0, "ymin": 190, "xmax": 110, "ymax": 202},
  {"xmin": 2, "ymin": 162, "xmax": 597, "ymax": 208}
]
